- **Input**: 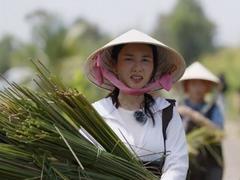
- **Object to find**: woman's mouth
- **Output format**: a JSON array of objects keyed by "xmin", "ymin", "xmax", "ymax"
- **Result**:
[{"xmin": 130, "ymin": 75, "xmax": 143, "ymax": 83}]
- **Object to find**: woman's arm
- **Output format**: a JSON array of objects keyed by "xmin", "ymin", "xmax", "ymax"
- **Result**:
[{"xmin": 178, "ymin": 105, "xmax": 219, "ymax": 129}]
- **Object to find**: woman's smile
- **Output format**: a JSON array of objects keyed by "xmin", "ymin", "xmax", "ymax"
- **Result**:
[{"xmin": 130, "ymin": 74, "xmax": 144, "ymax": 83}]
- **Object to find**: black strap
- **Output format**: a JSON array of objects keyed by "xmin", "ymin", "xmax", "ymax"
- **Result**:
[
  {"xmin": 143, "ymin": 99, "xmax": 175, "ymax": 177},
  {"xmin": 162, "ymin": 99, "xmax": 175, "ymax": 141},
  {"xmin": 159, "ymin": 99, "xmax": 175, "ymax": 173}
]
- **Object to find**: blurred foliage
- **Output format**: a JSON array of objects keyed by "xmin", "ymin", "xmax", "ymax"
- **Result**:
[
  {"xmin": 64, "ymin": 18, "xmax": 110, "ymax": 57},
  {"xmin": 26, "ymin": 10, "xmax": 109, "ymax": 71},
  {"xmin": 0, "ymin": 35, "xmax": 16, "ymax": 74},
  {"xmin": 26, "ymin": 10, "xmax": 70, "ymax": 70},
  {"xmin": 25, "ymin": 10, "xmax": 110, "ymax": 101},
  {"xmin": 199, "ymin": 48, "xmax": 240, "ymax": 119},
  {"xmin": 201, "ymin": 48, "xmax": 240, "ymax": 92},
  {"xmin": 11, "ymin": 43, "xmax": 47, "ymax": 67},
  {"xmin": 152, "ymin": 0, "xmax": 215, "ymax": 65},
  {"xmin": 71, "ymin": 70, "xmax": 108, "ymax": 103},
  {"xmin": 59, "ymin": 56, "xmax": 107, "ymax": 102},
  {"xmin": 0, "ymin": 9, "xmax": 110, "ymax": 102}
]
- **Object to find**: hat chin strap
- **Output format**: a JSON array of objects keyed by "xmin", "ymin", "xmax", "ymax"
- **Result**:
[{"xmin": 93, "ymin": 54, "xmax": 173, "ymax": 95}]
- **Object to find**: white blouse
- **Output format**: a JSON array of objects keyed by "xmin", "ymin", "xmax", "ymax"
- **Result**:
[
  {"xmin": 117, "ymin": 107, "xmax": 166, "ymax": 162},
  {"xmin": 91, "ymin": 97, "xmax": 189, "ymax": 180}
]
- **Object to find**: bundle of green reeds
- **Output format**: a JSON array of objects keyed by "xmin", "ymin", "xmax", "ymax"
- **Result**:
[
  {"xmin": 0, "ymin": 61, "xmax": 157, "ymax": 180},
  {"xmin": 187, "ymin": 126, "xmax": 224, "ymax": 167}
]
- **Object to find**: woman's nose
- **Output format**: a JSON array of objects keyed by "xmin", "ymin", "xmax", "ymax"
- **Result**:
[{"xmin": 132, "ymin": 61, "xmax": 143, "ymax": 72}]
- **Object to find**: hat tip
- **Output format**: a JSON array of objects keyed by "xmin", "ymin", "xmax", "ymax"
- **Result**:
[{"xmin": 126, "ymin": 29, "xmax": 142, "ymax": 33}]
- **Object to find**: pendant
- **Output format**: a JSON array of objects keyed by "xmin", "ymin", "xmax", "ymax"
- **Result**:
[{"xmin": 134, "ymin": 111, "xmax": 147, "ymax": 124}]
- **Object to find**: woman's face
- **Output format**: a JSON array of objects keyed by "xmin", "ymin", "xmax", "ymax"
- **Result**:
[
  {"xmin": 185, "ymin": 80, "xmax": 211, "ymax": 103},
  {"xmin": 115, "ymin": 43, "xmax": 154, "ymax": 89}
]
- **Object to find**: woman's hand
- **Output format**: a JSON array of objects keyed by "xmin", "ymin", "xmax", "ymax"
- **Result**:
[
  {"xmin": 178, "ymin": 105, "xmax": 219, "ymax": 129},
  {"xmin": 177, "ymin": 105, "xmax": 195, "ymax": 119}
]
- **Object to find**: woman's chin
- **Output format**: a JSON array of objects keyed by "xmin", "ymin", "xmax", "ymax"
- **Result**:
[{"xmin": 127, "ymin": 84, "xmax": 145, "ymax": 89}]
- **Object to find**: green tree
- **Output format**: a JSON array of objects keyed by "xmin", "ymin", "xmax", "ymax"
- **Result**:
[
  {"xmin": 26, "ymin": 10, "xmax": 68, "ymax": 70},
  {"xmin": 61, "ymin": 18, "xmax": 110, "ymax": 101},
  {"xmin": 201, "ymin": 48, "xmax": 240, "ymax": 91},
  {"xmin": 10, "ymin": 42, "xmax": 47, "ymax": 67},
  {"xmin": 153, "ymin": 0, "xmax": 215, "ymax": 64},
  {"xmin": 64, "ymin": 18, "xmax": 110, "ymax": 57},
  {"xmin": 0, "ymin": 35, "xmax": 16, "ymax": 74},
  {"xmin": 0, "ymin": 9, "xmax": 109, "ymax": 101},
  {"xmin": 25, "ymin": 10, "xmax": 109, "ymax": 101}
]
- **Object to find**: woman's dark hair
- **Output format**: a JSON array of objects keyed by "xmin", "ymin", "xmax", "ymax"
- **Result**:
[{"xmin": 107, "ymin": 44, "xmax": 159, "ymax": 126}]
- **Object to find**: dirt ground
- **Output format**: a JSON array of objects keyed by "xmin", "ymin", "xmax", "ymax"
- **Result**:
[{"xmin": 223, "ymin": 119, "xmax": 240, "ymax": 180}]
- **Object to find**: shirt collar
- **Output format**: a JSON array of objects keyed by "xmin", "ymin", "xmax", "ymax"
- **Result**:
[
  {"xmin": 184, "ymin": 99, "xmax": 206, "ymax": 111},
  {"xmin": 92, "ymin": 96, "xmax": 171, "ymax": 120}
]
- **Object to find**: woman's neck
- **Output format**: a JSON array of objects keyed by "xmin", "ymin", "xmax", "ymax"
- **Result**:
[
  {"xmin": 187, "ymin": 95, "xmax": 204, "ymax": 105},
  {"xmin": 118, "ymin": 91, "xmax": 144, "ymax": 110}
]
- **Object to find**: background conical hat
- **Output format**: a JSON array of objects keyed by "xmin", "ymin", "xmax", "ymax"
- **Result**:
[{"xmin": 180, "ymin": 62, "xmax": 219, "ymax": 84}]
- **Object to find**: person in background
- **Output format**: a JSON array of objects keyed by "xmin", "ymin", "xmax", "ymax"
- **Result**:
[
  {"xmin": 84, "ymin": 29, "xmax": 189, "ymax": 179},
  {"xmin": 216, "ymin": 73, "xmax": 228, "ymax": 118},
  {"xmin": 178, "ymin": 62, "xmax": 224, "ymax": 180}
]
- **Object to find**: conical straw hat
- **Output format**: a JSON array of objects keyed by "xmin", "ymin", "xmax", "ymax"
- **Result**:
[
  {"xmin": 180, "ymin": 62, "xmax": 219, "ymax": 84},
  {"xmin": 85, "ymin": 29, "xmax": 186, "ymax": 91}
]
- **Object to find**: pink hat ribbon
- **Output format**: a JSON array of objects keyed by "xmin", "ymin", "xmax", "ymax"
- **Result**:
[{"xmin": 93, "ymin": 54, "xmax": 172, "ymax": 95}]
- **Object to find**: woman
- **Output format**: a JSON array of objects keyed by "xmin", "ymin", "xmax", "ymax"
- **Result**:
[
  {"xmin": 178, "ymin": 62, "xmax": 224, "ymax": 180},
  {"xmin": 85, "ymin": 29, "xmax": 189, "ymax": 179}
]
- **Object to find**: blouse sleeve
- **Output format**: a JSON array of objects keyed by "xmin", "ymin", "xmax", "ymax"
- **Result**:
[{"xmin": 161, "ymin": 106, "xmax": 189, "ymax": 180}]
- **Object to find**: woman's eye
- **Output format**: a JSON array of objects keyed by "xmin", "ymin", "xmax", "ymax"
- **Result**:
[
  {"xmin": 143, "ymin": 58, "xmax": 153, "ymax": 63},
  {"xmin": 142, "ymin": 58, "xmax": 150, "ymax": 62},
  {"xmin": 125, "ymin": 58, "xmax": 132, "ymax": 61}
]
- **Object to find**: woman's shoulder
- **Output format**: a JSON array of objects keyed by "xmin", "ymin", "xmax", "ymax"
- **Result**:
[
  {"xmin": 92, "ymin": 97, "xmax": 115, "ymax": 116},
  {"xmin": 92, "ymin": 97, "xmax": 112, "ymax": 106},
  {"xmin": 152, "ymin": 96, "xmax": 176, "ymax": 112}
]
